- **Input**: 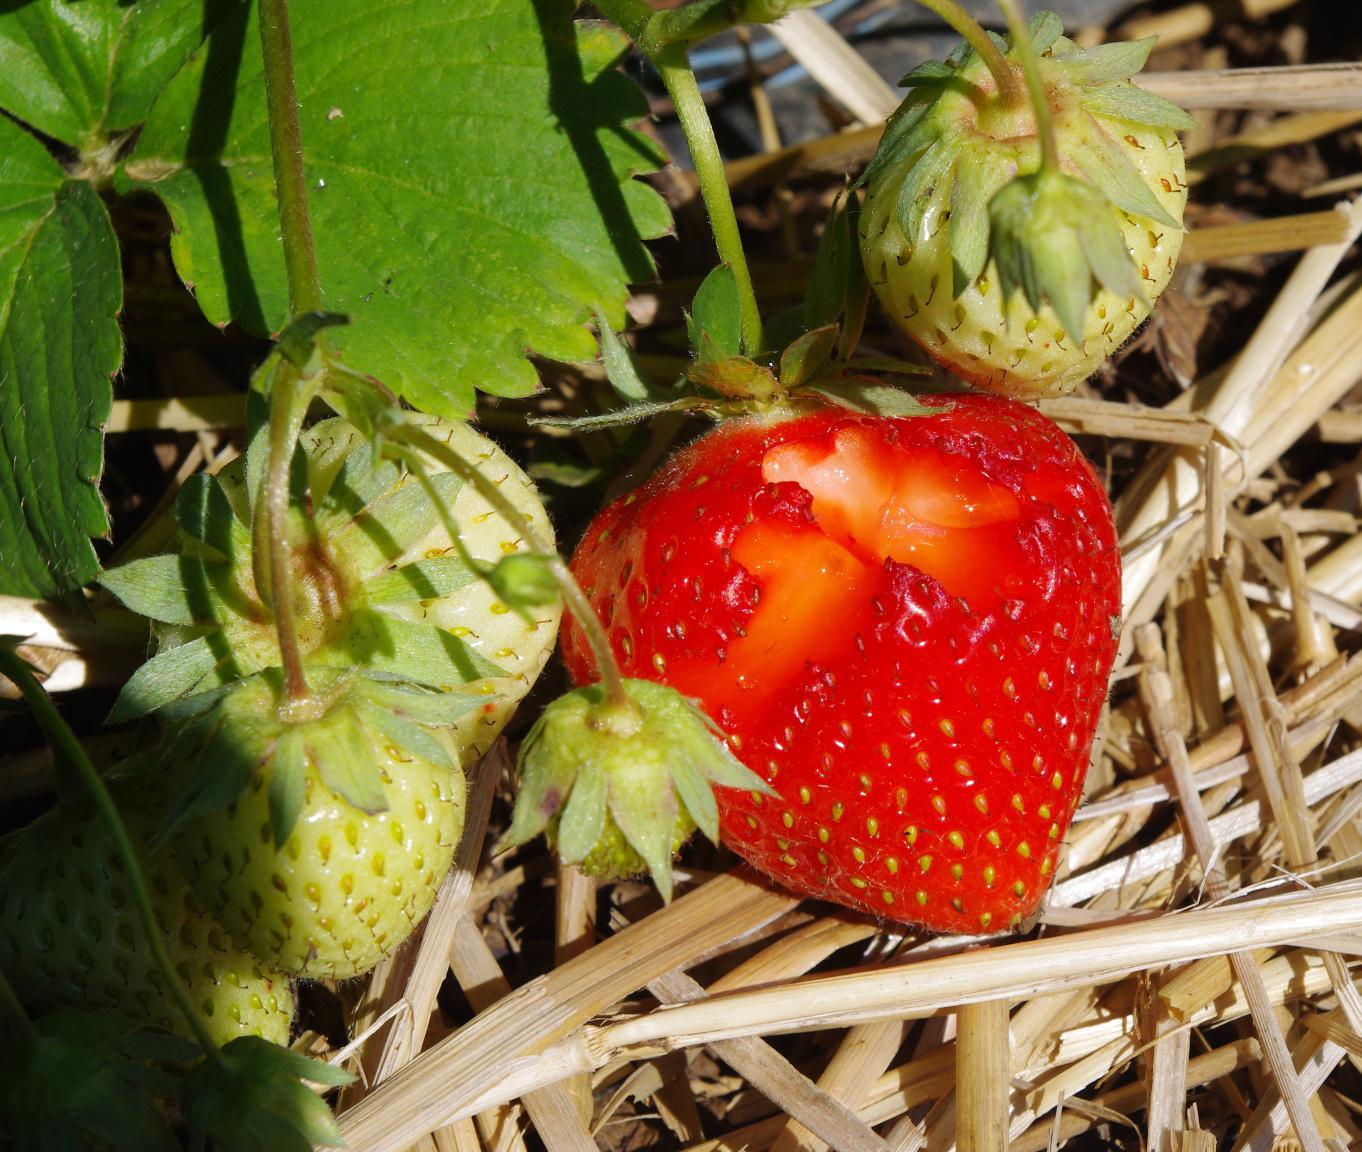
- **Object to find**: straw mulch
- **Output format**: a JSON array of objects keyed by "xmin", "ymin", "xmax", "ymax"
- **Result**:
[{"xmin": 6, "ymin": 1, "xmax": 1362, "ymax": 1150}]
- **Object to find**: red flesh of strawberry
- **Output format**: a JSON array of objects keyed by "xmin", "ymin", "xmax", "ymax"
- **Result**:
[{"xmin": 562, "ymin": 396, "xmax": 1120, "ymax": 933}]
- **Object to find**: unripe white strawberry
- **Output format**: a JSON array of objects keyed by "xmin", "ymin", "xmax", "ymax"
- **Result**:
[
  {"xmin": 859, "ymin": 12, "xmax": 1192, "ymax": 397},
  {"xmin": 161, "ymin": 669, "xmax": 468, "ymax": 978},
  {"xmin": 102, "ymin": 414, "xmax": 561, "ymax": 765}
]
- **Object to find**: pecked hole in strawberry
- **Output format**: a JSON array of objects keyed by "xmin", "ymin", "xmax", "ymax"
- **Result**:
[{"xmin": 759, "ymin": 424, "xmax": 1024, "ymax": 608}]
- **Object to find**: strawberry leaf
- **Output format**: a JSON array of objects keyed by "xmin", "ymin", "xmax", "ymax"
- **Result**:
[
  {"xmin": 268, "ymin": 730, "xmax": 308, "ymax": 847},
  {"xmin": 182, "ymin": 1036, "xmax": 352, "ymax": 1152},
  {"xmin": 0, "ymin": 0, "xmax": 242, "ymax": 147},
  {"xmin": 122, "ymin": 0, "xmax": 669, "ymax": 417},
  {"xmin": 0, "ymin": 118, "xmax": 120, "ymax": 598},
  {"xmin": 0, "ymin": 1009, "xmax": 182, "ymax": 1152},
  {"xmin": 688, "ymin": 265, "xmax": 744, "ymax": 360}
]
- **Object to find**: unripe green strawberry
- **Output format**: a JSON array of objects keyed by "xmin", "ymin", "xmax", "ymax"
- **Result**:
[
  {"xmin": 0, "ymin": 784, "xmax": 293, "ymax": 1046},
  {"xmin": 162, "ymin": 668, "xmax": 471, "ymax": 979},
  {"xmin": 859, "ymin": 12, "xmax": 1192, "ymax": 398},
  {"xmin": 101, "ymin": 414, "xmax": 561, "ymax": 765}
]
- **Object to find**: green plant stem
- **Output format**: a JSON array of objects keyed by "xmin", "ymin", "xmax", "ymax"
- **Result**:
[
  {"xmin": 996, "ymin": 0, "xmax": 1058, "ymax": 169},
  {"xmin": 260, "ymin": 361, "xmax": 314, "ymax": 703},
  {"xmin": 911, "ymin": 0, "xmax": 1021, "ymax": 104},
  {"xmin": 655, "ymin": 46, "xmax": 764, "ymax": 354},
  {"xmin": 257, "ymin": 0, "xmax": 323, "ymax": 703},
  {"xmin": 257, "ymin": 0, "xmax": 322, "ymax": 316},
  {"xmin": 589, "ymin": 0, "xmax": 764, "ymax": 354},
  {"xmin": 391, "ymin": 424, "xmax": 632, "ymax": 712},
  {"xmin": 0, "ymin": 648, "xmax": 224, "ymax": 1064},
  {"xmin": 0, "ymin": 967, "xmax": 38, "ymax": 1049}
]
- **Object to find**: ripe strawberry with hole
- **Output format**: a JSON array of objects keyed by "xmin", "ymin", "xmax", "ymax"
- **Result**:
[{"xmin": 561, "ymin": 396, "xmax": 1120, "ymax": 932}]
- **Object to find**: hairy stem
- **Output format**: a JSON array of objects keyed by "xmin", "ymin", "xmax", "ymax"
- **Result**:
[
  {"xmin": 0, "ymin": 648, "xmax": 224, "ymax": 1063},
  {"xmin": 655, "ymin": 45, "xmax": 765, "ymax": 354},
  {"xmin": 391, "ymin": 424, "xmax": 631, "ymax": 711},
  {"xmin": 257, "ymin": 0, "xmax": 323, "ymax": 702},
  {"xmin": 912, "ymin": 0, "xmax": 1021, "ymax": 104},
  {"xmin": 260, "ymin": 362, "xmax": 314, "ymax": 703},
  {"xmin": 996, "ymin": 0, "xmax": 1058, "ymax": 169},
  {"xmin": 590, "ymin": 0, "xmax": 764, "ymax": 353},
  {"xmin": 0, "ymin": 967, "xmax": 38, "ymax": 1049},
  {"xmin": 258, "ymin": 0, "xmax": 323, "ymax": 316}
]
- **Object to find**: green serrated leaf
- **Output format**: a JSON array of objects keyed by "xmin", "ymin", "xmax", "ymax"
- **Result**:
[
  {"xmin": 1056, "ymin": 37, "xmax": 1155, "ymax": 85},
  {"xmin": 779, "ymin": 325, "xmax": 839, "ymax": 388},
  {"xmin": 108, "ymin": 637, "xmax": 220, "ymax": 723},
  {"xmin": 0, "ymin": 120, "xmax": 120, "ymax": 598},
  {"xmin": 595, "ymin": 309, "xmax": 653, "ymax": 402},
  {"xmin": 100, "ymin": 555, "xmax": 200, "ymax": 626},
  {"xmin": 1082, "ymin": 83, "xmax": 1198, "ymax": 131},
  {"xmin": 0, "ymin": 0, "xmax": 244, "ymax": 147},
  {"xmin": 124, "ymin": 0, "xmax": 670, "ymax": 417},
  {"xmin": 268, "ymin": 729, "xmax": 307, "ymax": 846},
  {"xmin": 688, "ymin": 265, "xmax": 744, "ymax": 360}
]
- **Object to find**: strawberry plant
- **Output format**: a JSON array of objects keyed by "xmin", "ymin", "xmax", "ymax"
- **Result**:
[{"xmin": 9, "ymin": 0, "xmax": 1295, "ymax": 1141}]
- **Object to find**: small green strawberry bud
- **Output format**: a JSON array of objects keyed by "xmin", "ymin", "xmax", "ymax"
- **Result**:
[
  {"xmin": 484, "ymin": 553, "xmax": 561, "ymax": 614},
  {"xmin": 988, "ymin": 167, "xmax": 1143, "ymax": 345},
  {"xmin": 505, "ymin": 679, "xmax": 775, "ymax": 901}
]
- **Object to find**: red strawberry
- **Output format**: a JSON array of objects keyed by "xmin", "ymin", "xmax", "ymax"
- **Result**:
[{"xmin": 561, "ymin": 395, "xmax": 1120, "ymax": 933}]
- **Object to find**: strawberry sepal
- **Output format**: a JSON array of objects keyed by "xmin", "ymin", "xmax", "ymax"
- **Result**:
[{"xmin": 506, "ymin": 678, "xmax": 773, "ymax": 901}]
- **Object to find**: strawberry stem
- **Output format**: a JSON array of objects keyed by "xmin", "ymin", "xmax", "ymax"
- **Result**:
[
  {"xmin": 654, "ymin": 45, "xmax": 765, "ymax": 354},
  {"xmin": 996, "ymin": 0, "xmax": 1060, "ymax": 170},
  {"xmin": 390, "ymin": 424, "xmax": 634, "ymax": 712},
  {"xmin": 589, "ymin": 0, "xmax": 765, "ymax": 354},
  {"xmin": 0, "ymin": 647, "xmax": 226, "ymax": 1064},
  {"xmin": 256, "ymin": 0, "xmax": 323, "ymax": 704},
  {"xmin": 911, "ymin": 0, "xmax": 1021, "ymax": 104}
]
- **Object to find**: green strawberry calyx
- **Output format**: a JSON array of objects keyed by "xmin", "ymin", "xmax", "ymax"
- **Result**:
[
  {"xmin": 100, "ymin": 417, "xmax": 522, "ymax": 723},
  {"xmin": 860, "ymin": 10, "xmax": 1194, "ymax": 330},
  {"xmin": 505, "ymin": 679, "xmax": 774, "ymax": 901},
  {"xmin": 155, "ymin": 666, "xmax": 488, "ymax": 848}
]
